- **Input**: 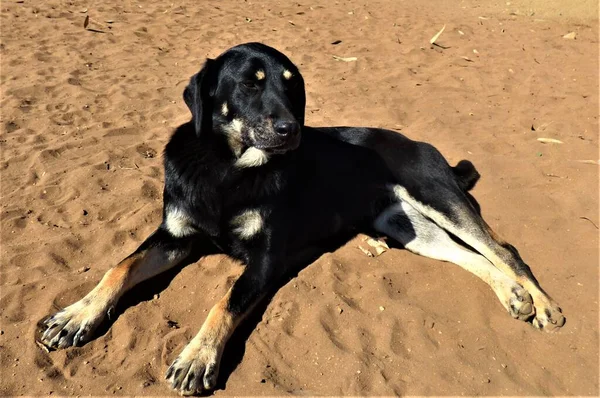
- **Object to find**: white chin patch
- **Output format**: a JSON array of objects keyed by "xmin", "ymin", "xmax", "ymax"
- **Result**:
[{"xmin": 235, "ymin": 147, "xmax": 269, "ymax": 168}]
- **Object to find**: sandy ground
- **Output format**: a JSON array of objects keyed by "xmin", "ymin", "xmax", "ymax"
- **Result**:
[{"xmin": 1, "ymin": 0, "xmax": 598, "ymax": 395}]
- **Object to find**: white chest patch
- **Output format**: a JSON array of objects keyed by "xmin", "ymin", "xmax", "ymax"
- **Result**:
[
  {"xmin": 230, "ymin": 209, "xmax": 263, "ymax": 240},
  {"xmin": 165, "ymin": 206, "xmax": 196, "ymax": 237},
  {"xmin": 235, "ymin": 147, "xmax": 269, "ymax": 168}
]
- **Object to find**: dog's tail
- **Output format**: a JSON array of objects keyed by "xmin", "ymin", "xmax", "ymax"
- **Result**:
[{"xmin": 452, "ymin": 160, "xmax": 480, "ymax": 192}]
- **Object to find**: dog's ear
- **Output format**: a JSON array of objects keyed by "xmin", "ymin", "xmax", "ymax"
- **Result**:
[
  {"xmin": 183, "ymin": 59, "xmax": 216, "ymax": 136},
  {"xmin": 295, "ymin": 72, "xmax": 306, "ymax": 126}
]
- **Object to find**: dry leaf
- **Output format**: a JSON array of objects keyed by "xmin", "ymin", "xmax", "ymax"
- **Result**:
[
  {"xmin": 537, "ymin": 138, "xmax": 563, "ymax": 144},
  {"xmin": 366, "ymin": 238, "xmax": 389, "ymax": 249},
  {"xmin": 82, "ymin": 16, "xmax": 108, "ymax": 33},
  {"xmin": 430, "ymin": 24, "xmax": 446, "ymax": 44},
  {"xmin": 478, "ymin": 16, "xmax": 489, "ymax": 20},
  {"xmin": 35, "ymin": 340, "xmax": 50, "ymax": 353},
  {"xmin": 461, "ymin": 56, "xmax": 473, "ymax": 62},
  {"xmin": 563, "ymin": 32, "xmax": 577, "ymax": 40},
  {"xmin": 574, "ymin": 160, "xmax": 599, "ymax": 165},
  {"xmin": 358, "ymin": 245, "xmax": 374, "ymax": 257},
  {"xmin": 332, "ymin": 55, "xmax": 357, "ymax": 62},
  {"xmin": 366, "ymin": 238, "xmax": 389, "ymax": 256},
  {"xmin": 473, "ymin": 49, "xmax": 479, "ymax": 54},
  {"xmin": 458, "ymin": 30, "xmax": 465, "ymax": 35}
]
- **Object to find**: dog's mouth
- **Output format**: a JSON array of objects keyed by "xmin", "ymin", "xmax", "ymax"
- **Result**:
[
  {"xmin": 254, "ymin": 134, "xmax": 300, "ymax": 154},
  {"xmin": 249, "ymin": 126, "xmax": 300, "ymax": 154},
  {"xmin": 221, "ymin": 118, "xmax": 301, "ymax": 156},
  {"xmin": 260, "ymin": 144, "xmax": 286, "ymax": 154}
]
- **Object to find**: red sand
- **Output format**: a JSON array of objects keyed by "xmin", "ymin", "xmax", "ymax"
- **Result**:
[{"xmin": 1, "ymin": 0, "xmax": 598, "ymax": 395}]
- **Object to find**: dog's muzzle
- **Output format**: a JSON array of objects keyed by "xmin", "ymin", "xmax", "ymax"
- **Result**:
[{"xmin": 256, "ymin": 119, "xmax": 301, "ymax": 153}]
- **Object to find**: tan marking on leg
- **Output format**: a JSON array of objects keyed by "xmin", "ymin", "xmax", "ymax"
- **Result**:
[
  {"xmin": 40, "ymin": 252, "xmax": 142, "ymax": 349},
  {"xmin": 374, "ymin": 202, "xmax": 534, "ymax": 320},
  {"xmin": 483, "ymin": 222, "xmax": 565, "ymax": 329},
  {"xmin": 391, "ymin": 185, "xmax": 564, "ymax": 330},
  {"xmin": 41, "ymin": 246, "xmax": 188, "ymax": 349},
  {"xmin": 166, "ymin": 288, "xmax": 244, "ymax": 393},
  {"xmin": 255, "ymin": 69, "xmax": 265, "ymax": 80},
  {"xmin": 482, "ymin": 220, "xmax": 511, "ymax": 246},
  {"xmin": 199, "ymin": 289, "xmax": 237, "ymax": 342},
  {"xmin": 89, "ymin": 245, "xmax": 187, "ymax": 302},
  {"xmin": 283, "ymin": 69, "xmax": 292, "ymax": 80},
  {"xmin": 81, "ymin": 253, "xmax": 143, "ymax": 308}
]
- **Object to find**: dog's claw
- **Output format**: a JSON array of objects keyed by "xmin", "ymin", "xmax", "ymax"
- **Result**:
[
  {"xmin": 39, "ymin": 300, "xmax": 106, "ymax": 349},
  {"xmin": 532, "ymin": 303, "xmax": 565, "ymax": 332},
  {"xmin": 166, "ymin": 345, "xmax": 221, "ymax": 395}
]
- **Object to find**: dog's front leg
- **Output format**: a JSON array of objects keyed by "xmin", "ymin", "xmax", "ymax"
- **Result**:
[
  {"xmin": 166, "ymin": 253, "xmax": 278, "ymax": 395},
  {"xmin": 40, "ymin": 227, "xmax": 195, "ymax": 349}
]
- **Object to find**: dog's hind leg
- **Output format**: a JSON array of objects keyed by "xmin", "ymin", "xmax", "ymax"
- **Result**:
[
  {"xmin": 374, "ymin": 202, "xmax": 536, "ymax": 322},
  {"xmin": 391, "ymin": 185, "xmax": 565, "ymax": 331},
  {"xmin": 40, "ymin": 226, "xmax": 196, "ymax": 349}
]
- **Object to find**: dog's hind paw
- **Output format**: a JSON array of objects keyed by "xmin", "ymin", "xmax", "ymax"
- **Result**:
[
  {"xmin": 166, "ymin": 343, "xmax": 221, "ymax": 395},
  {"xmin": 39, "ymin": 300, "xmax": 106, "ymax": 349},
  {"xmin": 506, "ymin": 284, "xmax": 535, "ymax": 321},
  {"xmin": 532, "ymin": 300, "xmax": 565, "ymax": 332},
  {"xmin": 492, "ymin": 278, "xmax": 535, "ymax": 321}
]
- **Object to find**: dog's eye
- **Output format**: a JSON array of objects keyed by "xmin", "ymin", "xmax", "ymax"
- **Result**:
[{"xmin": 241, "ymin": 81, "xmax": 258, "ymax": 90}]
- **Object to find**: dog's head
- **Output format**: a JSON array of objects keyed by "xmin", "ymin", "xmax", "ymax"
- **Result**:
[{"xmin": 183, "ymin": 43, "xmax": 306, "ymax": 160}]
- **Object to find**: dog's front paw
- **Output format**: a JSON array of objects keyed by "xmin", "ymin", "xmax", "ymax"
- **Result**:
[
  {"xmin": 532, "ymin": 299, "xmax": 565, "ymax": 332},
  {"xmin": 166, "ymin": 343, "xmax": 221, "ymax": 395},
  {"xmin": 40, "ymin": 299, "xmax": 107, "ymax": 349}
]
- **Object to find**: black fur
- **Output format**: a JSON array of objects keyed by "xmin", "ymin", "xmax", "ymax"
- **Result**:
[
  {"xmin": 38, "ymin": 42, "xmax": 565, "ymax": 395},
  {"xmin": 453, "ymin": 159, "xmax": 480, "ymax": 191},
  {"xmin": 160, "ymin": 42, "xmax": 483, "ymax": 321}
]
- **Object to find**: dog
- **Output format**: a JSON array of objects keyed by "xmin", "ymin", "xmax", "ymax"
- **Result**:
[{"xmin": 39, "ymin": 42, "xmax": 565, "ymax": 395}]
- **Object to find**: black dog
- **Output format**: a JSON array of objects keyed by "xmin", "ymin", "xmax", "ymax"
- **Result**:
[{"xmin": 40, "ymin": 43, "xmax": 565, "ymax": 395}]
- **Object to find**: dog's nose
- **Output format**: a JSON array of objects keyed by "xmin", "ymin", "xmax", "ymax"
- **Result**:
[{"xmin": 273, "ymin": 120, "xmax": 300, "ymax": 136}]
